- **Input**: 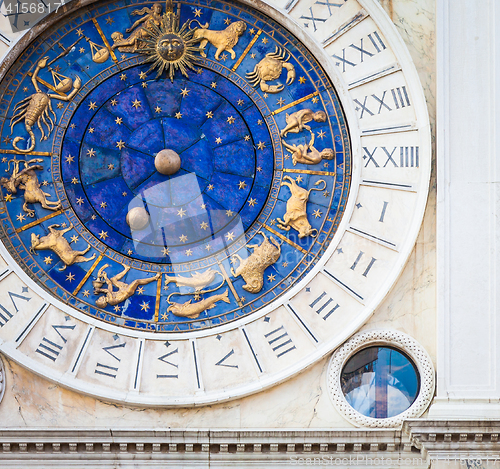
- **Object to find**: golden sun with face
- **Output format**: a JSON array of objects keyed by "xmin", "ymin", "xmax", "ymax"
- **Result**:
[{"xmin": 138, "ymin": 3, "xmax": 201, "ymax": 80}]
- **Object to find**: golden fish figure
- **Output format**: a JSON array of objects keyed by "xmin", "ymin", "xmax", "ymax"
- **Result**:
[
  {"xmin": 164, "ymin": 268, "xmax": 219, "ymax": 292},
  {"xmin": 167, "ymin": 288, "xmax": 230, "ymax": 319}
]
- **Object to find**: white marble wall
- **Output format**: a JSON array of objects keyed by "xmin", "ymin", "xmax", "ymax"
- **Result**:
[
  {"xmin": 431, "ymin": 0, "xmax": 500, "ymax": 418},
  {"xmin": 0, "ymin": 0, "xmax": 437, "ymax": 428}
]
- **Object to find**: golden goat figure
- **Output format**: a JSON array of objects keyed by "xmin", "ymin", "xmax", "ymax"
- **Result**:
[{"xmin": 0, "ymin": 158, "xmax": 61, "ymax": 217}]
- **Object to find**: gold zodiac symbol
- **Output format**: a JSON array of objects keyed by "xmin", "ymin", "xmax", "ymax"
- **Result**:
[
  {"xmin": 246, "ymin": 46, "xmax": 296, "ymax": 93},
  {"xmin": 113, "ymin": 0, "xmax": 204, "ymax": 80},
  {"xmin": 93, "ymin": 265, "xmax": 160, "ymax": 308},
  {"xmin": 164, "ymin": 268, "xmax": 221, "ymax": 292},
  {"xmin": 84, "ymin": 37, "xmax": 110, "ymax": 64},
  {"xmin": 9, "ymin": 56, "xmax": 81, "ymax": 153},
  {"xmin": 48, "ymin": 68, "xmax": 75, "ymax": 94},
  {"xmin": 165, "ymin": 267, "xmax": 227, "ymax": 319},
  {"xmin": 280, "ymin": 109, "xmax": 327, "ymax": 137},
  {"xmin": 30, "ymin": 224, "xmax": 96, "ymax": 271},
  {"xmin": 167, "ymin": 288, "xmax": 230, "ymax": 319},
  {"xmin": 111, "ymin": 3, "xmax": 164, "ymax": 53},
  {"xmin": 276, "ymin": 176, "xmax": 326, "ymax": 238},
  {"xmin": 283, "ymin": 131, "xmax": 335, "ymax": 166},
  {"xmin": 192, "ymin": 20, "xmax": 246, "ymax": 61},
  {"xmin": 231, "ymin": 232, "xmax": 281, "ymax": 293},
  {"xmin": 0, "ymin": 158, "xmax": 61, "ymax": 217}
]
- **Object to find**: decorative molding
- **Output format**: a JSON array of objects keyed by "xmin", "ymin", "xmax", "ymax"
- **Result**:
[
  {"xmin": 0, "ymin": 428, "xmax": 423, "ymax": 467},
  {"xmin": 404, "ymin": 420, "xmax": 500, "ymax": 462},
  {"xmin": 1, "ymin": 423, "xmax": 500, "ymax": 466},
  {"xmin": 327, "ymin": 330, "xmax": 435, "ymax": 428}
]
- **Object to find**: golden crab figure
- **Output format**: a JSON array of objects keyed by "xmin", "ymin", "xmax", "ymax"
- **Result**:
[
  {"xmin": 246, "ymin": 46, "xmax": 296, "ymax": 93},
  {"xmin": 137, "ymin": 0, "xmax": 204, "ymax": 80}
]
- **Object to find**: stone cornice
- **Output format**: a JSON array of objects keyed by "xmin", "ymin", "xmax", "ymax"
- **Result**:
[
  {"xmin": 0, "ymin": 428, "xmax": 421, "ymax": 467},
  {"xmin": 404, "ymin": 420, "xmax": 500, "ymax": 458},
  {"xmin": 1, "ymin": 422, "xmax": 499, "ymax": 466}
]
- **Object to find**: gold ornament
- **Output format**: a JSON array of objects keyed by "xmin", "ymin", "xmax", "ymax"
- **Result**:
[
  {"xmin": 115, "ymin": 0, "xmax": 205, "ymax": 80},
  {"xmin": 9, "ymin": 57, "xmax": 81, "ymax": 153},
  {"xmin": 164, "ymin": 268, "xmax": 221, "ymax": 292},
  {"xmin": 246, "ymin": 46, "xmax": 296, "ymax": 93},
  {"xmin": 0, "ymin": 158, "xmax": 61, "ymax": 217},
  {"xmin": 280, "ymin": 109, "xmax": 327, "ymax": 137},
  {"xmin": 111, "ymin": 3, "xmax": 164, "ymax": 53},
  {"xmin": 192, "ymin": 21, "xmax": 247, "ymax": 61},
  {"xmin": 85, "ymin": 37, "xmax": 110, "ymax": 64},
  {"xmin": 230, "ymin": 232, "xmax": 281, "ymax": 293},
  {"xmin": 93, "ymin": 265, "xmax": 160, "ymax": 308},
  {"xmin": 283, "ymin": 131, "xmax": 335, "ymax": 166},
  {"xmin": 276, "ymin": 176, "xmax": 326, "ymax": 238},
  {"xmin": 30, "ymin": 224, "xmax": 96, "ymax": 271},
  {"xmin": 167, "ymin": 288, "xmax": 230, "ymax": 319}
]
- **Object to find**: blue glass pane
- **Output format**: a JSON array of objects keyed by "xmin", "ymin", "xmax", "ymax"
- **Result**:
[{"xmin": 340, "ymin": 346, "xmax": 420, "ymax": 419}]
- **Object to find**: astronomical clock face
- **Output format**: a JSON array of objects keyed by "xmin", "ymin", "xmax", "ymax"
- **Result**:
[{"xmin": 0, "ymin": 0, "xmax": 430, "ymax": 405}]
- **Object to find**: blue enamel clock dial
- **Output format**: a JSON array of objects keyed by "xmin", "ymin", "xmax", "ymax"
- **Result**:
[
  {"xmin": 63, "ymin": 72, "xmax": 273, "ymax": 262},
  {"xmin": 0, "ymin": 0, "xmax": 351, "ymax": 332}
]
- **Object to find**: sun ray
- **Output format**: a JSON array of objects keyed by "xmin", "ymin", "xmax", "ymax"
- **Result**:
[{"xmin": 133, "ymin": 1, "xmax": 204, "ymax": 81}]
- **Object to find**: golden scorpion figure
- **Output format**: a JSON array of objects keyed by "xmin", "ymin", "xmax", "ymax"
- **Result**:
[{"xmin": 9, "ymin": 56, "xmax": 81, "ymax": 153}]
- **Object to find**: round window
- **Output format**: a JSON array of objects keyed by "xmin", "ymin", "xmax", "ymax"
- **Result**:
[{"xmin": 340, "ymin": 346, "xmax": 420, "ymax": 419}]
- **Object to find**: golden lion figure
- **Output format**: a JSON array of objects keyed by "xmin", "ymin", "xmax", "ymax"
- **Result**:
[{"xmin": 192, "ymin": 21, "xmax": 247, "ymax": 61}]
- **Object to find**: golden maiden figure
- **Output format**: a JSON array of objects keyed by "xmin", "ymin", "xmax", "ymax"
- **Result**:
[{"xmin": 111, "ymin": 3, "xmax": 163, "ymax": 53}]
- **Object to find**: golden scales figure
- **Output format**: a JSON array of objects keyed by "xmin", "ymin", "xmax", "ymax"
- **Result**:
[{"xmin": 84, "ymin": 36, "xmax": 110, "ymax": 64}]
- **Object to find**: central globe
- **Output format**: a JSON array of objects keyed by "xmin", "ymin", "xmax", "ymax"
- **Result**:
[{"xmin": 155, "ymin": 149, "xmax": 181, "ymax": 175}]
